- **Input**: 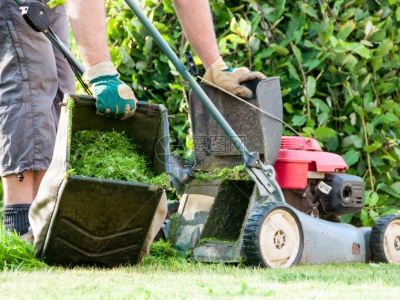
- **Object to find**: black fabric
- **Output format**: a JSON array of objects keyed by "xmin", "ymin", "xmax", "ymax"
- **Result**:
[{"xmin": 3, "ymin": 204, "xmax": 31, "ymax": 235}]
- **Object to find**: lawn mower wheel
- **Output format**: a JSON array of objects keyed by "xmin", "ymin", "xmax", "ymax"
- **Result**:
[
  {"xmin": 370, "ymin": 214, "xmax": 400, "ymax": 264},
  {"xmin": 243, "ymin": 202, "xmax": 304, "ymax": 268}
]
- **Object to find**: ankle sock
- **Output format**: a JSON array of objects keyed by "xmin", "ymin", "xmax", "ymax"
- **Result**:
[{"xmin": 3, "ymin": 204, "xmax": 31, "ymax": 235}]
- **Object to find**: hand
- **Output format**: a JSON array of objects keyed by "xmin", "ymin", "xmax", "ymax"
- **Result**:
[
  {"xmin": 83, "ymin": 61, "xmax": 137, "ymax": 120},
  {"xmin": 202, "ymin": 57, "xmax": 266, "ymax": 98}
]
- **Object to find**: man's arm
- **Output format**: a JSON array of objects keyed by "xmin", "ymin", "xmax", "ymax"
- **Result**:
[
  {"xmin": 67, "ymin": 0, "xmax": 110, "ymax": 68},
  {"xmin": 172, "ymin": 0, "xmax": 266, "ymax": 98},
  {"xmin": 67, "ymin": 0, "xmax": 264, "ymax": 101},
  {"xmin": 68, "ymin": 0, "xmax": 220, "ymax": 69},
  {"xmin": 67, "ymin": 0, "xmax": 136, "ymax": 120},
  {"xmin": 172, "ymin": 0, "xmax": 219, "ymax": 69}
]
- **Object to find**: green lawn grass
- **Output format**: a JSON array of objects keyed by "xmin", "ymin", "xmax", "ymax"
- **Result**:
[
  {"xmin": 1, "ymin": 261, "xmax": 399, "ymax": 299},
  {"xmin": 1, "ymin": 216, "xmax": 400, "ymax": 299},
  {"xmin": 2, "ymin": 232, "xmax": 399, "ymax": 299},
  {"xmin": 1, "ymin": 183, "xmax": 399, "ymax": 299},
  {"xmin": 1, "ymin": 225, "xmax": 400, "ymax": 299}
]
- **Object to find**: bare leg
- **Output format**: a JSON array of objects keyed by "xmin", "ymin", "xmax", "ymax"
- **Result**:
[
  {"xmin": 33, "ymin": 171, "xmax": 46, "ymax": 200},
  {"xmin": 3, "ymin": 172, "xmax": 34, "ymax": 205},
  {"xmin": 172, "ymin": 0, "xmax": 220, "ymax": 69},
  {"xmin": 2, "ymin": 170, "xmax": 45, "ymax": 235},
  {"xmin": 2, "ymin": 170, "xmax": 46, "ymax": 205}
]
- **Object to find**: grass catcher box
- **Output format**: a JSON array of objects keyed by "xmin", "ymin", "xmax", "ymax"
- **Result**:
[
  {"xmin": 30, "ymin": 95, "xmax": 170, "ymax": 267},
  {"xmin": 189, "ymin": 78, "xmax": 283, "ymax": 171}
]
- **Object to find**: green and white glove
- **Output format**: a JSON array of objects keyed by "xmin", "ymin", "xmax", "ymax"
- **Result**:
[
  {"xmin": 83, "ymin": 61, "xmax": 137, "ymax": 120},
  {"xmin": 202, "ymin": 57, "xmax": 266, "ymax": 98}
]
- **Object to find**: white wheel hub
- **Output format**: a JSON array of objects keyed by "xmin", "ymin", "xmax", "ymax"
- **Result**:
[
  {"xmin": 395, "ymin": 236, "xmax": 400, "ymax": 251},
  {"xmin": 259, "ymin": 209, "xmax": 301, "ymax": 268},
  {"xmin": 383, "ymin": 219, "xmax": 400, "ymax": 264},
  {"xmin": 274, "ymin": 230, "xmax": 286, "ymax": 250}
]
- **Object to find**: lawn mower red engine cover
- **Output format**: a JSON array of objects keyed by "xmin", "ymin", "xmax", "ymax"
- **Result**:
[{"xmin": 274, "ymin": 136, "xmax": 348, "ymax": 189}]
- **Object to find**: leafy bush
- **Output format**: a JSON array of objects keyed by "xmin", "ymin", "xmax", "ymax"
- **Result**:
[{"xmin": 100, "ymin": 0, "xmax": 400, "ymax": 226}]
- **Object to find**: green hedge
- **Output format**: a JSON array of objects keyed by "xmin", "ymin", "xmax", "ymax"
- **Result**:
[{"xmin": 99, "ymin": 0, "xmax": 400, "ymax": 226}]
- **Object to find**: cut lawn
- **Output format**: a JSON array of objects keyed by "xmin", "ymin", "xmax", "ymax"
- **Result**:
[
  {"xmin": 1, "ymin": 207, "xmax": 399, "ymax": 299},
  {"xmin": 1, "ymin": 232, "xmax": 399, "ymax": 299},
  {"xmin": 1, "ymin": 262, "xmax": 399, "ymax": 299},
  {"xmin": 1, "ymin": 203, "xmax": 400, "ymax": 299}
]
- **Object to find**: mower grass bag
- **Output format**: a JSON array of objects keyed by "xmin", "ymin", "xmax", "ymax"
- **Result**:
[{"xmin": 29, "ymin": 95, "xmax": 170, "ymax": 267}]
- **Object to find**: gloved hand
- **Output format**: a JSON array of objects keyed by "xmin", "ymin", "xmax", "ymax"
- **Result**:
[
  {"xmin": 83, "ymin": 61, "xmax": 137, "ymax": 120},
  {"xmin": 202, "ymin": 57, "xmax": 266, "ymax": 98}
]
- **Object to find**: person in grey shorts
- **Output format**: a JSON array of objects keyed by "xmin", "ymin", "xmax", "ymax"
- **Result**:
[
  {"xmin": 2, "ymin": 0, "xmax": 265, "ymax": 245},
  {"xmin": 0, "ymin": 0, "xmax": 75, "ymax": 234}
]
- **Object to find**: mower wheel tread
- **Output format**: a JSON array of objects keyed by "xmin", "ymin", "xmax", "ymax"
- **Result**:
[{"xmin": 370, "ymin": 214, "xmax": 400, "ymax": 263}]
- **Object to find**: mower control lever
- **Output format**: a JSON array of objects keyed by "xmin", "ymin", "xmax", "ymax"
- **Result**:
[
  {"xmin": 246, "ymin": 165, "xmax": 279, "ymax": 196},
  {"xmin": 14, "ymin": 0, "xmax": 87, "ymax": 89},
  {"xmin": 245, "ymin": 152, "xmax": 285, "ymax": 201},
  {"xmin": 246, "ymin": 152, "xmax": 263, "ymax": 169}
]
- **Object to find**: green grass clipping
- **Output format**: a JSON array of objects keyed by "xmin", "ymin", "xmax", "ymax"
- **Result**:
[
  {"xmin": 68, "ymin": 130, "xmax": 169, "ymax": 186},
  {"xmin": 0, "ymin": 226, "xmax": 46, "ymax": 270}
]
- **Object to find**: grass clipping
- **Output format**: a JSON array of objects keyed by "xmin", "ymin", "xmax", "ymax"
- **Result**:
[
  {"xmin": 143, "ymin": 239, "xmax": 188, "ymax": 265},
  {"xmin": 69, "ymin": 130, "xmax": 168, "ymax": 186},
  {"xmin": 193, "ymin": 165, "xmax": 250, "ymax": 183},
  {"xmin": 0, "ymin": 226, "xmax": 46, "ymax": 270},
  {"xmin": 0, "ymin": 184, "xmax": 43, "ymax": 270}
]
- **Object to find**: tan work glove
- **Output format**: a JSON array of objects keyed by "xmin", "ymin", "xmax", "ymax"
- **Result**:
[{"xmin": 202, "ymin": 57, "xmax": 266, "ymax": 98}]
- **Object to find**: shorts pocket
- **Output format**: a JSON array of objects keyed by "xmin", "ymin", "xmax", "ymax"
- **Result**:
[{"xmin": 6, "ymin": 19, "xmax": 30, "ymax": 82}]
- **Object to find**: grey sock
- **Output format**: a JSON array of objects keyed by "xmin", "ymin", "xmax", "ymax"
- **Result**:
[{"xmin": 3, "ymin": 204, "xmax": 31, "ymax": 235}]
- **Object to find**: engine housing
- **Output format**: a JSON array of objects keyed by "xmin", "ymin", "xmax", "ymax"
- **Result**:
[{"xmin": 276, "ymin": 136, "xmax": 365, "ymax": 220}]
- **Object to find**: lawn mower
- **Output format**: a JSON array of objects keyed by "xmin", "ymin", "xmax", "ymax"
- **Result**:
[
  {"xmin": 15, "ymin": 0, "xmax": 400, "ymax": 267},
  {"xmin": 172, "ymin": 78, "xmax": 395, "ymax": 267}
]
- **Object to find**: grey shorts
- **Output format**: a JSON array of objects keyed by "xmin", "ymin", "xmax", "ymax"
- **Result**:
[{"xmin": 0, "ymin": 0, "xmax": 75, "ymax": 176}]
